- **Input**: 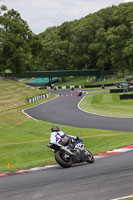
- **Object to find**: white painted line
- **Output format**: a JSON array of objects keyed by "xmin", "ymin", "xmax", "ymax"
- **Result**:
[
  {"xmin": 29, "ymin": 167, "xmax": 47, "ymax": 171},
  {"xmin": 77, "ymin": 93, "xmax": 87, "ymax": 110},
  {"xmin": 22, "ymin": 109, "xmax": 37, "ymax": 121},
  {"xmin": 44, "ymin": 165, "xmax": 58, "ymax": 169},
  {"xmin": 22, "ymin": 96, "xmax": 58, "ymax": 121},
  {"xmin": 94, "ymin": 156, "xmax": 107, "ymax": 159},
  {"xmin": 107, "ymin": 148, "xmax": 133, "ymax": 153},
  {"xmin": 111, "ymin": 194, "xmax": 133, "ymax": 200},
  {"xmin": 17, "ymin": 165, "xmax": 58, "ymax": 173}
]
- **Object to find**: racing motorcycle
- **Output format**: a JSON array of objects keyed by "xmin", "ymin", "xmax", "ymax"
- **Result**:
[{"xmin": 47, "ymin": 138, "xmax": 94, "ymax": 168}]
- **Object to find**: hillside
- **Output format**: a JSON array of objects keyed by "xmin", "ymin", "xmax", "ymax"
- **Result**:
[
  {"xmin": 0, "ymin": 79, "xmax": 47, "ymax": 111},
  {"xmin": 37, "ymin": 2, "xmax": 133, "ymax": 76}
]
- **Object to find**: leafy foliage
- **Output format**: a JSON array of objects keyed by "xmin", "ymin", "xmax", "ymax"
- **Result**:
[
  {"xmin": 38, "ymin": 2, "xmax": 133, "ymax": 75},
  {"xmin": 0, "ymin": 5, "xmax": 41, "ymax": 75},
  {"xmin": 0, "ymin": 2, "xmax": 133, "ymax": 75}
]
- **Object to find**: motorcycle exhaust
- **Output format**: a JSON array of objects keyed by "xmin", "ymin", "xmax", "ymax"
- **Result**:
[{"xmin": 60, "ymin": 146, "xmax": 76, "ymax": 156}]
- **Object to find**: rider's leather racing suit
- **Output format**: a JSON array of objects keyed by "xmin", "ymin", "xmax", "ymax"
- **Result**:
[{"xmin": 50, "ymin": 131, "xmax": 77, "ymax": 146}]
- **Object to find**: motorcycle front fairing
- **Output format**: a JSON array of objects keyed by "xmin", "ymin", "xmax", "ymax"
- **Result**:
[
  {"xmin": 75, "ymin": 139, "xmax": 85, "ymax": 150},
  {"xmin": 74, "ymin": 139, "xmax": 86, "ymax": 162}
]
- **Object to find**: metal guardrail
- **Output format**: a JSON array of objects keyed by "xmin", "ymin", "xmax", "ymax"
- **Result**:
[{"xmin": 27, "ymin": 93, "xmax": 50, "ymax": 103}]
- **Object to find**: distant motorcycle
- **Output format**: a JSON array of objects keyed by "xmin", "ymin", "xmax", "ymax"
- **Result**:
[{"xmin": 47, "ymin": 138, "xmax": 94, "ymax": 168}]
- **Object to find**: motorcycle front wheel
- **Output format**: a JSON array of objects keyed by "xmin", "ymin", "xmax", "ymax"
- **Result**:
[
  {"xmin": 55, "ymin": 150, "xmax": 72, "ymax": 168},
  {"xmin": 85, "ymin": 150, "xmax": 94, "ymax": 163}
]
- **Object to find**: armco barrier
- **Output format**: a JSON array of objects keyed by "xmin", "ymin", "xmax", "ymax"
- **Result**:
[
  {"xmin": 46, "ymin": 85, "xmax": 83, "ymax": 90},
  {"xmin": 110, "ymin": 88, "xmax": 124, "ymax": 93},
  {"xmin": 110, "ymin": 87, "xmax": 133, "ymax": 93},
  {"xmin": 84, "ymin": 83, "xmax": 114, "ymax": 88},
  {"xmin": 27, "ymin": 93, "xmax": 50, "ymax": 103},
  {"xmin": 120, "ymin": 94, "xmax": 133, "ymax": 100},
  {"xmin": 46, "ymin": 83, "xmax": 114, "ymax": 90}
]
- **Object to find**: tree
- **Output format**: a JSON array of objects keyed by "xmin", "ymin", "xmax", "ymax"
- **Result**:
[
  {"xmin": 39, "ymin": 30, "xmax": 69, "ymax": 71},
  {"xmin": 88, "ymin": 28, "xmax": 110, "ymax": 71},
  {"xmin": 38, "ymin": 2, "xmax": 133, "ymax": 75},
  {"xmin": 106, "ymin": 24, "xmax": 129, "ymax": 75},
  {"xmin": 69, "ymin": 14, "xmax": 104, "ymax": 70},
  {"xmin": 123, "ymin": 22, "xmax": 133, "ymax": 74},
  {"xmin": 0, "ymin": 6, "xmax": 34, "ymax": 74},
  {"xmin": 0, "ymin": 5, "xmax": 7, "ymax": 75}
]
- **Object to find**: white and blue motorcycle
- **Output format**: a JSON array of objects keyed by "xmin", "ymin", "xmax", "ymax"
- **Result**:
[{"xmin": 47, "ymin": 138, "xmax": 94, "ymax": 168}]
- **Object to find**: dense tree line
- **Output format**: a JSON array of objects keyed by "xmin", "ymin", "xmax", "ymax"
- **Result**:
[
  {"xmin": 0, "ymin": 2, "xmax": 133, "ymax": 76},
  {"xmin": 38, "ymin": 2, "xmax": 133, "ymax": 76},
  {"xmin": 0, "ymin": 5, "xmax": 41, "ymax": 75}
]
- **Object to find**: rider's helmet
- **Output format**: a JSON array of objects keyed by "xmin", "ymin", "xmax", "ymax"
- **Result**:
[{"xmin": 51, "ymin": 125, "xmax": 60, "ymax": 132}]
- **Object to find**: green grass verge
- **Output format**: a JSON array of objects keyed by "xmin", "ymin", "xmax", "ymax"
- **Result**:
[
  {"xmin": 0, "ymin": 79, "xmax": 133, "ymax": 173},
  {"xmin": 1, "ymin": 119, "xmax": 133, "ymax": 173},
  {"xmin": 80, "ymin": 92, "xmax": 133, "ymax": 117}
]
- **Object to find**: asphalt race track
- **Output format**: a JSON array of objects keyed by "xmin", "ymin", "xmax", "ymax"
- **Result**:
[
  {"xmin": 24, "ymin": 89, "xmax": 133, "ymax": 132},
  {"xmin": 0, "ymin": 151, "xmax": 133, "ymax": 200},
  {"xmin": 1, "ymin": 89, "xmax": 133, "ymax": 200}
]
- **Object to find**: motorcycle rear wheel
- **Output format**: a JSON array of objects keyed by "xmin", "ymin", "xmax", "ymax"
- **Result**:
[
  {"xmin": 55, "ymin": 150, "xmax": 72, "ymax": 168},
  {"xmin": 85, "ymin": 150, "xmax": 94, "ymax": 163}
]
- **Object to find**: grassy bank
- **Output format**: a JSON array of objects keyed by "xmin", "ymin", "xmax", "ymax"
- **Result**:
[
  {"xmin": 0, "ymin": 79, "xmax": 133, "ymax": 173},
  {"xmin": 80, "ymin": 92, "xmax": 133, "ymax": 117},
  {"xmin": 0, "ymin": 79, "xmax": 49, "ymax": 111}
]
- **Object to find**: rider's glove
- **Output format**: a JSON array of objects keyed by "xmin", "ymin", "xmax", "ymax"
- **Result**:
[{"xmin": 75, "ymin": 136, "xmax": 79, "ymax": 141}]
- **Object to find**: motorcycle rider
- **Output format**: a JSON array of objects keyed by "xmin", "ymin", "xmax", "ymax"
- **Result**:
[
  {"xmin": 50, "ymin": 125, "xmax": 79, "ymax": 146},
  {"xmin": 48, "ymin": 126, "xmax": 94, "ymax": 167}
]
